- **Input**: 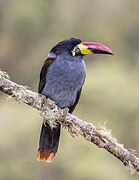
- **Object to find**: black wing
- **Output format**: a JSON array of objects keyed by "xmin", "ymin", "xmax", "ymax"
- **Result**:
[
  {"xmin": 69, "ymin": 77, "xmax": 85, "ymax": 113},
  {"xmin": 38, "ymin": 58, "xmax": 55, "ymax": 93},
  {"xmin": 68, "ymin": 88, "xmax": 83, "ymax": 113}
]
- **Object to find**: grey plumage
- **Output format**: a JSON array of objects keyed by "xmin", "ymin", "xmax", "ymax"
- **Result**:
[{"xmin": 42, "ymin": 52, "xmax": 86, "ymax": 109}]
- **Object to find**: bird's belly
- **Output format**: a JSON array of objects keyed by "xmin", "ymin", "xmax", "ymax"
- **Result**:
[
  {"xmin": 41, "ymin": 61, "xmax": 85, "ymax": 109},
  {"xmin": 47, "ymin": 89, "xmax": 78, "ymax": 109},
  {"xmin": 42, "ymin": 77, "xmax": 83, "ymax": 109}
]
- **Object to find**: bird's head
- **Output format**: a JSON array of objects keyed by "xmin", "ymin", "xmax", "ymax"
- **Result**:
[{"xmin": 48, "ymin": 38, "xmax": 113, "ymax": 59}]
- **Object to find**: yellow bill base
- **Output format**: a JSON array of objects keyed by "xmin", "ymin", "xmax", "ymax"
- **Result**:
[{"xmin": 77, "ymin": 44, "xmax": 94, "ymax": 55}]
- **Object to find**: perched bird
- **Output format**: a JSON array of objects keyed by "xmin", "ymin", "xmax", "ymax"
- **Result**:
[{"xmin": 37, "ymin": 38, "xmax": 113, "ymax": 162}]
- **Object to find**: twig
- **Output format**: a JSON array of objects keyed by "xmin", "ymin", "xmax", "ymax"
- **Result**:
[{"xmin": 0, "ymin": 69, "xmax": 139, "ymax": 174}]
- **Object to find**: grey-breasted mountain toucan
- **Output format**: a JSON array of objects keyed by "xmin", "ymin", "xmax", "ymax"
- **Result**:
[{"xmin": 37, "ymin": 38, "xmax": 113, "ymax": 162}]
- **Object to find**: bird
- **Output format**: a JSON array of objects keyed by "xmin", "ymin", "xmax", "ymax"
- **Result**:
[{"xmin": 37, "ymin": 37, "xmax": 113, "ymax": 162}]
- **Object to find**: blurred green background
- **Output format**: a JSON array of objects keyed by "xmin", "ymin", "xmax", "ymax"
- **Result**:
[{"xmin": 0, "ymin": 0, "xmax": 139, "ymax": 179}]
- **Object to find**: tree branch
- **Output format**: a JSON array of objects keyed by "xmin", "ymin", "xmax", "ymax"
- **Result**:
[{"xmin": 0, "ymin": 69, "xmax": 139, "ymax": 174}]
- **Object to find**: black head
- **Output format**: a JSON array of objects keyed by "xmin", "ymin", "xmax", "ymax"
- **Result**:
[{"xmin": 48, "ymin": 38, "xmax": 81, "ymax": 58}]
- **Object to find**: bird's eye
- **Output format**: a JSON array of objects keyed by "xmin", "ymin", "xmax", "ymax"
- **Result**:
[
  {"xmin": 73, "ymin": 47, "xmax": 81, "ymax": 54},
  {"xmin": 75, "ymin": 47, "xmax": 80, "ymax": 54},
  {"xmin": 71, "ymin": 46, "xmax": 81, "ymax": 56}
]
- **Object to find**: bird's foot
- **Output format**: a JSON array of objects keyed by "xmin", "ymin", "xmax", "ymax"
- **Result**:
[
  {"xmin": 43, "ymin": 110, "xmax": 57, "ymax": 128},
  {"xmin": 63, "ymin": 108, "xmax": 69, "ymax": 118},
  {"xmin": 61, "ymin": 108, "xmax": 69, "ymax": 123},
  {"xmin": 43, "ymin": 107, "xmax": 69, "ymax": 128}
]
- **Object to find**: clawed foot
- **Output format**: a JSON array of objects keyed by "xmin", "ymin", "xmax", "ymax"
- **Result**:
[
  {"xmin": 42, "ymin": 107, "xmax": 69, "ymax": 128},
  {"xmin": 62, "ymin": 108, "xmax": 69, "ymax": 118},
  {"xmin": 43, "ymin": 110, "xmax": 57, "ymax": 128},
  {"xmin": 61, "ymin": 108, "xmax": 69, "ymax": 124}
]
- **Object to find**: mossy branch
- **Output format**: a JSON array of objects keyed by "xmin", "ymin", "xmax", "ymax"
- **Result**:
[{"xmin": 0, "ymin": 69, "xmax": 139, "ymax": 174}]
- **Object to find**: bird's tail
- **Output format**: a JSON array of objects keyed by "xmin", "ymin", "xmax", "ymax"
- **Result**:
[{"xmin": 37, "ymin": 122, "xmax": 61, "ymax": 162}]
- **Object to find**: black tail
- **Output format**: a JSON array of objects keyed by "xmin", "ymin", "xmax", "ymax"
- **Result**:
[{"xmin": 37, "ymin": 122, "xmax": 61, "ymax": 162}]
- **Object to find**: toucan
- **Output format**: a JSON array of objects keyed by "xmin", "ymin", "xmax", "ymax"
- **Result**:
[{"xmin": 37, "ymin": 38, "xmax": 113, "ymax": 162}]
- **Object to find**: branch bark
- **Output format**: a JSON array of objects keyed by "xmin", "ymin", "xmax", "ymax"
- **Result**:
[{"xmin": 0, "ymin": 69, "xmax": 139, "ymax": 174}]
